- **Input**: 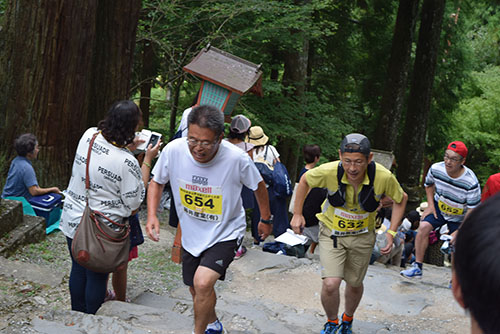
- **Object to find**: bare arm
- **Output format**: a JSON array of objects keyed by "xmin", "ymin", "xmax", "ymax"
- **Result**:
[
  {"xmin": 254, "ymin": 180, "xmax": 272, "ymax": 240},
  {"xmin": 290, "ymin": 173, "xmax": 311, "ymax": 234},
  {"xmin": 424, "ymin": 184, "xmax": 437, "ymax": 219},
  {"xmin": 146, "ymin": 180, "xmax": 165, "ymax": 242},
  {"xmin": 381, "ymin": 191, "xmax": 408, "ymax": 255},
  {"xmin": 140, "ymin": 141, "xmax": 162, "ymax": 188},
  {"xmin": 28, "ymin": 185, "xmax": 61, "ymax": 196}
]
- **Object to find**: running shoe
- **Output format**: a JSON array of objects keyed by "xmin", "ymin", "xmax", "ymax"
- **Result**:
[
  {"xmin": 320, "ymin": 321, "xmax": 341, "ymax": 334},
  {"xmin": 339, "ymin": 320, "xmax": 353, "ymax": 334},
  {"xmin": 234, "ymin": 245, "xmax": 247, "ymax": 260},
  {"xmin": 400, "ymin": 262, "xmax": 422, "ymax": 278},
  {"xmin": 205, "ymin": 319, "xmax": 224, "ymax": 334}
]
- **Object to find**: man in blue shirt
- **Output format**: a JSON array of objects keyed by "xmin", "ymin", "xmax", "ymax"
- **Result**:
[{"xmin": 2, "ymin": 133, "xmax": 61, "ymax": 200}]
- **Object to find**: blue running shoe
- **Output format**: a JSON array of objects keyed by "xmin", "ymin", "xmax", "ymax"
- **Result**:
[
  {"xmin": 400, "ymin": 262, "xmax": 422, "ymax": 278},
  {"xmin": 205, "ymin": 319, "xmax": 224, "ymax": 334},
  {"xmin": 320, "ymin": 321, "xmax": 341, "ymax": 334},
  {"xmin": 340, "ymin": 320, "xmax": 353, "ymax": 334}
]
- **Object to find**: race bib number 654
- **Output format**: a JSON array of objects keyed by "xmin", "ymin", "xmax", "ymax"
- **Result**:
[{"xmin": 178, "ymin": 179, "xmax": 222, "ymax": 222}]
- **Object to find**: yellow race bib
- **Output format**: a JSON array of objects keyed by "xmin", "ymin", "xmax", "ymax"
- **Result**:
[
  {"xmin": 179, "ymin": 179, "xmax": 222, "ymax": 222},
  {"xmin": 331, "ymin": 208, "xmax": 370, "ymax": 236},
  {"xmin": 437, "ymin": 196, "xmax": 464, "ymax": 216}
]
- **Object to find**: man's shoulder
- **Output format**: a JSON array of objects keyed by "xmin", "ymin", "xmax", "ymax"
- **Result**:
[{"xmin": 12, "ymin": 157, "xmax": 33, "ymax": 170}]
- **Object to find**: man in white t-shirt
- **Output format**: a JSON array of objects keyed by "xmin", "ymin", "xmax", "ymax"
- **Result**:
[{"xmin": 146, "ymin": 105, "xmax": 272, "ymax": 334}]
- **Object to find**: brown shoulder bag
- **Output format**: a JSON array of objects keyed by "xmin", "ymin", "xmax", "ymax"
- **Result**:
[{"xmin": 71, "ymin": 133, "xmax": 131, "ymax": 273}]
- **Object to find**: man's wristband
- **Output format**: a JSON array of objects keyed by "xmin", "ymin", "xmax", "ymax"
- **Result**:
[
  {"xmin": 386, "ymin": 229, "xmax": 397, "ymax": 237},
  {"xmin": 260, "ymin": 215, "xmax": 273, "ymax": 225}
]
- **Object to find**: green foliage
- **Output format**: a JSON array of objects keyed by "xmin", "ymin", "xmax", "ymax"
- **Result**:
[{"xmin": 448, "ymin": 66, "xmax": 500, "ymax": 184}]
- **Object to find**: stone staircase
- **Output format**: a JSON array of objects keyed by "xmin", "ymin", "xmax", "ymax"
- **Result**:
[{"xmin": 0, "ymin": 199, "xmax": 45, "ymax": 257}]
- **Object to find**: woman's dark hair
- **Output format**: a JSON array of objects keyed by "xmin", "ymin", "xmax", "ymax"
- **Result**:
[
  {"xmin": 98, "ymin": 100, "xmax": 141, "ymax": 147},
  {"xmin": 454, "ymin": 193, "xmax": 500, "ymax": 333},
  {"xmin": 228, "ymin": 130, "xmax": 246, "ymax": 141},
  {"xmin": 14, "ymin": 133, "xmax": 37, "ymax": 157},
  {"xmin": 303, "ymin": 144, "xmax": 321, "ymax": 163}
]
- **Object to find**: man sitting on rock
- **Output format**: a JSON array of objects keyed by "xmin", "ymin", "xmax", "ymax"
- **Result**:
[
  {"xmin": 1, "ymin": 133, "xmax": 61, "ymax": 200},
  {"xmin": 401, "ymin": 141, "xmax": 481, "ymax": 279}
]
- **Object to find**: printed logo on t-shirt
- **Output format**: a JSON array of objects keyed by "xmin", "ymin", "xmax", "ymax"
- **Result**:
[{"xmin": 178, "ymin": 179, "xmax": 222, "ymax": 222}]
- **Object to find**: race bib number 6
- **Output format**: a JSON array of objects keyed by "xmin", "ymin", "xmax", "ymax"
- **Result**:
[
  {"xmin": 331, "ymin": 208, "xmax": 370, "ymax": 236},
  {"xmin": 438, "ymin": 197, "xmax": 464, "ymax": 216},
  {"xmin": 179, "ymin": 179, "xmax": 222, "ymax": 222}
]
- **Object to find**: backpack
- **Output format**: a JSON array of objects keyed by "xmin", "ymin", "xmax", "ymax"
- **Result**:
[
  {"xmin": 272, "ymin": 160, "xmax": 293, "ymax": 198},
  {"xmin": 170, "ymin": 126, "xmax": 187, "ymax": 141},
  {"xmin": 255, "ymin": 145, "xmax": 293, "ymax": 198},
  {"xmin": 327, "ymin": 161, "xmax": 379, "ymax": 212},
  {"xmin": 254, "ymin": 145, "xmax": 275, "ymax": 185}
]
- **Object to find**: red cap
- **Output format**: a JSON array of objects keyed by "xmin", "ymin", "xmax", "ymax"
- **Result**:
[{"xmin": 447, "ymin": 141, "xmax": 468, "ymax": 159}]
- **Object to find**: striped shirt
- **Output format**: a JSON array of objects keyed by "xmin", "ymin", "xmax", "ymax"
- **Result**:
[{"xmin": 424, "ymin": 162, "xmax": 481, "ymax": 222}]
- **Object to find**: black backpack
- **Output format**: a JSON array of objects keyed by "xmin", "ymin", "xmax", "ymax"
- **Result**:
[{"xmin": 327, "ymin": 161, "xmax": 379, "ymax": 212}]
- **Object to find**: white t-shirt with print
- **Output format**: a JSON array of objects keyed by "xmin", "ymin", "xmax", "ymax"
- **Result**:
[
  {"xmin": 152, "ymin": 138, "xmax": 262, "ymax": 257},
  {"xmin": 253, "ymin": 145, "xmax": 279, "ymax": 165},
  {"xmin": 60, "ymin": 127, "xmax": 145, "ymax": 239}
]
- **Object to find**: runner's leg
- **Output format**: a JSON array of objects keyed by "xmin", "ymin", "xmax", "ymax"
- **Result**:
[{"xmin": 193, "ymin": 266, "xmax": 220, "ymax": 334}]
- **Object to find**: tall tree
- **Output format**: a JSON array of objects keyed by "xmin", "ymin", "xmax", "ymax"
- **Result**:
[
  {"xmin": 87, "ymin": 0, "xmax": 141, "ymax": 128},
  {"xmin": 373, "ymin": 0, "xmax": 420, "ymax": 151},
  {"xmin": 0, "ymin": 0, "xmax": 141, "ymax": 186},
  {"xmin": 397, "ymin": 0, "xmax": 447, "ymax": 188}
]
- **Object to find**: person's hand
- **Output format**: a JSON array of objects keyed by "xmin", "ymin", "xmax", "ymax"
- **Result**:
[
  {"xmin": 258, "ymin": 221, "xmax": 272, "ymax": 240},
  {"xmin": 146, "ymin": 215, "xmax": 160, "ymax": 242},
  {"xmin": 52, "ymin": 187, "xmax": 62, "ymax": 194},
  {"xmin": 127, "ymin": 136, "xmax": 146, "ymax": 153},
  {"xmin": 380, "ymin": 232, "xmax": 394, "ymax": 255},
  {"xmin": 145, "ymin": 139, "xmax": 162, "ymax": 161},
  {"xmin": 290, "ymin": 214, "xmax": 306, "ymax": 235},
  {"xmin": 422, "ymin": 204, "xmax": 437, "ymax": 219}
]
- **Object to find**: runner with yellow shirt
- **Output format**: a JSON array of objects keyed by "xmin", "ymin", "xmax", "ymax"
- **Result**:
[{"xmin": 291, "ymin": 133, "xmax": 408, "ymax": 334}]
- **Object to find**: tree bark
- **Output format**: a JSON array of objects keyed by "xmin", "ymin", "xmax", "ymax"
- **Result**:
[
  {"xmin": 373, "ymin": 0, "xmax": 420, "ymax": 152},
  {"xmin": 280, "ymin": 36, "xmax": 309, "ymax": 181},
  {"xmin": 397, "ymin": 0, "xmax": 446, "ymax": 187},
  {"xmin": 87, "ymin": 0, "xmax": 141, "ymax": 128},
  {"xmin": 139, "ymin": 40, "xmax": 156, "ymax": 128},
  {"xmin": 0, "ymin": 0, "xmax": 141, "ymax": 187},
  {"xmin": 0, "ymin": 0, "xmax": 98, "ymax": 186}
]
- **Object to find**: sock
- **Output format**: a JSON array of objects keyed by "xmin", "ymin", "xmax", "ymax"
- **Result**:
[
  {"xmin": 415, "ymin": 262, "xmax": 423, "ymax": 270},
  {"xmin": 327, "ymin": 318, "xmax": 339, "ymax": 325},
  {"xmin": 206, "ymin": 319, "xmax": 222, "ymax": 331},
  {"xmin": 342, "ymin": 313, "xmax": 354, "ymax": 323}
]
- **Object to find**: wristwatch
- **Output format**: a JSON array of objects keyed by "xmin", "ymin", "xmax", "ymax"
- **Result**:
[{"xmin": 260, "ymin": 215, "xmax": 274, "ymax": 225}]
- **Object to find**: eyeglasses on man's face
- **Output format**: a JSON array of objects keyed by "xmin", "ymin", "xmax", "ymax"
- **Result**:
[
  {"xmin": 443, "ymin": 154, "xmax": 462, "ymax": 163},
  {"xmin": 187, "ymin": 137, "xmax": 218, "ymax": 149}
]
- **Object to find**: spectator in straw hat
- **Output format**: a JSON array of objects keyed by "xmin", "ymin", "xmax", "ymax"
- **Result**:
[{"xmin": 247, "ymin": 125, "xmax": 290, "ymax": 245}]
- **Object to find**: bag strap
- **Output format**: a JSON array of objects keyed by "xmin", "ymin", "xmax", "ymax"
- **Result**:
[{"xmin": 85, "ymin": 133, "xmax": 99, "ymax": 202}]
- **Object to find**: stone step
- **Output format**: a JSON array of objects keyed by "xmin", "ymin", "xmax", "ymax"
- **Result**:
[
  {"xmin": 0, "ymin": 199, "xmax": 24, "ymax": 236},
  {"xmin": 0, "ymin": 214, "xmax": 45, "ymax": 257}
]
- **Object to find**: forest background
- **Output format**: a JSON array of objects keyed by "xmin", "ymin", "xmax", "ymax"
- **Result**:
[{"xmin": 0, "ymin": 0, "xmax": 499, "ymax": 205}]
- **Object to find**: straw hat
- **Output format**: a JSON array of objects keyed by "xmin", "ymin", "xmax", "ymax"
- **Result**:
[
  {"xmin": 247, "ymin": 126, "xmax": 269, "ymax": 146},
  {"xmin": 416, "ymin": 202, "xmax": 428, "ymax": 216}
]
